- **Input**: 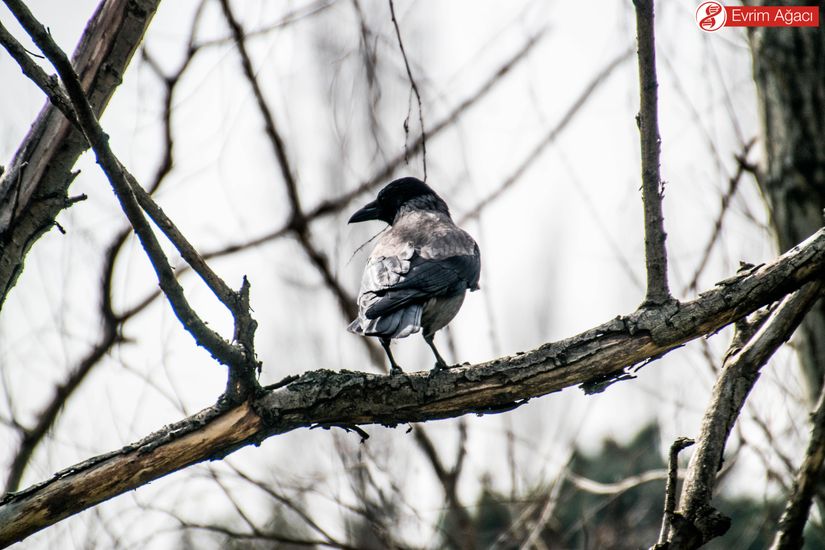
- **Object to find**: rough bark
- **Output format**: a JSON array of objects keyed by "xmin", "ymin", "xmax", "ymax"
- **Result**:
[
  {"xmin": 749, "ymin": 2, "xmax": 825, "ymax": 403},
  {"xmin": 771, "ymin": 380, "xmax": 825, "ymax": 549},
  {"xmin": 635, "ymin": 0, "xmax": 672, "ymax": 306},
  {"xmin": 0, "ymin": 0, "xmax": 160, "ymax": 308},
  {"xmin": 1, "ymin": 226, "xmax": 823, "ymax": 547},
  {"xmin": 667, "ymin": 282, "xmax": 823, "ymax": 548}
]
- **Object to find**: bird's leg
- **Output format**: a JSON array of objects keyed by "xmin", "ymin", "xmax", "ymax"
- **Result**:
[
  {"xmin": 423, "ymin": 333, "xmax": 449, "ymax": 371},
  {"xmin": 380, "ymin": 337, "xmax": 403, "ymax": 375}
]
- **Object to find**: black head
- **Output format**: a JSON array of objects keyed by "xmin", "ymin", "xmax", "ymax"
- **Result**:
[{"xmin": 348, "ymin": 177, "xmax": 449, "ymax": 225}]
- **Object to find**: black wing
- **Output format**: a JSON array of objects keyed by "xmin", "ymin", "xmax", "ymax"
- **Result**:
[{"xmin": 364, "ymin": 250, "xmax": 480, "ymax": 320}]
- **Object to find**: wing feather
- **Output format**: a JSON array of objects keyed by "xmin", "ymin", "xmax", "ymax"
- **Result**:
[{"xmin": 349, "ymin": 218, "xmax": 480, "ymax": 339}]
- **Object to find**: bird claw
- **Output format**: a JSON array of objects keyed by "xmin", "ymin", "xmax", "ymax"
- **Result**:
[
  {"xmin": 430, "ymin": 361, "xmax": 452, "ymax": 373},
  {"xmin": 389, "ymin": 366, "xmax": 404, "ymax": 375}
]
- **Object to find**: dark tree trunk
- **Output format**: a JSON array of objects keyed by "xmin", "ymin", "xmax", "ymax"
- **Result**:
[{"xmin": 749, "ymin": 4, "xmax": 825, "ymax": 403}]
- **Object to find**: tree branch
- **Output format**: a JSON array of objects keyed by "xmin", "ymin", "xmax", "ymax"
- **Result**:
[
  {"xmin": 2, "ymin": 0, "xmax": 260, "ymax": 399},
  {"xmin": 218, "ymin": 0, "xmax": 387, "ymax": 367},
  {"xmin": 771, "ymin": 377, "xmax": 825, "ymax": 549},
  {"xmin": 0, "ymin": 0, "xmax": 161, "ymax": 308},
  {"xmin": 656, "ymin": 437, "xmax": 695, "ymax": 547},
  {"xmin": 458, "ymin": 48, "xmax": 632, "ymax": 224},
  {"xmin": 3, "ymin": 22, "xmax": 208, "ymax": 492},
  {"xmin": 668, "ymin": 280, "xmax": 824, "ymax": 548},
  {"xmin": 1, "ymin": 225, "xmax": 824, "ymax": 546},
  {"xmin": 634, "ymin": 0, "xmax": 671, "ymax": 305},
  {"xmin": 684, "ymin": 142, "xmax": 756, "ymax": 294}
]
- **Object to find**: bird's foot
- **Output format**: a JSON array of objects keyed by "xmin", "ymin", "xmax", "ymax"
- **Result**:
[
  {"xmin": 430, "ymin": 361, "xmax": 454, "ymax": 373},
  {"xmin": 389, "ymin": 365, "xmax": 404, "ymax": 375}
]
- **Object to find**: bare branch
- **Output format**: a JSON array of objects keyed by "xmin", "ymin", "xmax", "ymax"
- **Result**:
[
  {"xmin": 388, "ymin": 0, "xmax": 427, "ymax": 180},
  {"xmin": 567, "ymin": 468, "xmax": 671, "ymax": 496},
  {"xmin": 0, "ymin": 0, "xmax": 161, "ymax": 308},
  {"xmin": 684, "ymin": 141, "xmax": 756, "ymax": 294},
  {"xmin": 3, "ymin": 323, "xmax": 117, "ymax": 493},
  {"xmin": 179, "ymin": 521, "xmax": 355, "ymax": 549},
  {"xmin": 412, "ymin": 424, "xmax": 474, "ymax": 549},
  {"xmin": 3, "ymin": 19, "xmax": 211, "ymax": 492},
  {"xmin": 217, "ymin": 0, "xmax": 385, "ymax": 368},
  {"xmin": 2, "ymin": 0, "xmax": 259, "ymax": 398},
  {"xmin": 634, "ymin": 0, "xmax": 671, "ymax": 306},
  {"xmin": 194, "ymin": 0, "xmax": 337, "ymax": 49},
  {"xmin": 670, "ymin": 280, "xmax": 824, "ymax": 547},
  {"xmin": 771, "ymin": 379, "xmax": 825, "ymax": 549},
  {"xmin": 148, "ymin": 31, "xmax": 543, "ymax": 281},
  {"xmin": 459, "ymin": 48, "xmax": 632, "ymax": 224},
  {"xmin": 656, "ymin": 437, "xmax": 695, "ymax": 547},
  {"xmin": 0, "ymin": 23, "xmax": 77, "ymax": 126},
  {"xmin": 1, "ymin": 225, "xmax": 823, "ymax": 546},
  {"xmin": 218, "ymin": 0, "xmax": 301, "ymax": 214},
  {"xmin": 282, "ymin": 30, "xmax": 545, "ymax": 233}
]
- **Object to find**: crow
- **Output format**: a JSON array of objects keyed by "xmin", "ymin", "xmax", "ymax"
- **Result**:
[{"xmin": 347, "ymin": 177, "xmax": 480, "ymax": 373}]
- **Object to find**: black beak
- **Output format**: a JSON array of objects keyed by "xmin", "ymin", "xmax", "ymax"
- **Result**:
[{"xmin": 348, "ymin": 199, "xmax": 381, "ymax": 224}]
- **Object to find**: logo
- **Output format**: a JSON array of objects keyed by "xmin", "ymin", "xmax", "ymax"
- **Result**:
[
  {"xmin": 696, "ymin": 3, "xmax": 819, "ymax": 31},
  {"xmin": 696, "ymin": 1, "xmax": 726, "ymax": 31}
]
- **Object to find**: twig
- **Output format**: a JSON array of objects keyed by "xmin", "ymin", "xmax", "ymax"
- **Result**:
[
  {"xmin": 180, "ymin": 30, "xmax": 543, "ymax": 266},
  {"xmin": 412, "ymin": 424, "xmax": 475, "ymax": 550},
  {"xmin": 459, "ymin": 48, "xmax": 632, "ymax": 224},
  {"xmin": 656, "ymin": 437, "xmax": 695, "ymax": 547},
  {"xmin": 771, "ymin": 379, "xmax": 825, "ymax": 549},
  {"xmin": 684, "ymin": 140, "xmax": 756, "ymax": 294},
  {"xmin": 634, "ymin": 0, "xmax": 671, "ymax": 306},
  {"xmin": 0, "ymin": 23, "xmax": 77, "ymax": 127},
  {"xmin": 179, "ymin": 521, "xmax": 355, "ymax": 549},
  {"xmin": 218, "ymin": 0, "xmax": 387, "ymax": 368},
  {"xmin": 194, "ymin": 0, "xmax": 337, "ymax": 49},
  {"xmin": 3, "ymin": 323, "xmax": 118, "ymax": 493},
  {"xmin": 388, "ymin": 0, "xmax": 427, "ymax": 181},
  {"xmin": 218, "ymin": 0, "xmax": 301, "ymax": 214},
  {"xmin": 224, "ymin": 463, "xmax": 348, "ymax": 548},
  {"xmin": 567, "ymin": 468, "xmax": 672, "ymax": 496}
]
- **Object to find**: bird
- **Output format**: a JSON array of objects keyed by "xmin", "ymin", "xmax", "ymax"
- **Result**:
[{"xmin": 347, "ymin": 176, "xmax": 480, "ymax": 374}]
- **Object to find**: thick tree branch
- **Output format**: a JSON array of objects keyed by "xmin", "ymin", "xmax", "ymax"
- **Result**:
[
  {"xmin": 667, "ymin": 280, "xmax": 824, "ymax": 548},
  {"xmin": 1, "ymin": 226, "xmax": 824, "ymax": 546},
  {"xmin": 634, "ymin": 0, "xmax": 671, "ymax": 305},
  {"xmin": 1, "ymin": 14, "xmax": 541, "ymax": 495},
  {"xmin": 3, "ymin": 26, "xmax": 208, "ymax": 493},
  {"xmin": 0, "ymin": 0, "xmax": 160, "ymax": 308},
  {"xmin": 2, "ymin": 0, "xmax": 260, "ymax": 398}
]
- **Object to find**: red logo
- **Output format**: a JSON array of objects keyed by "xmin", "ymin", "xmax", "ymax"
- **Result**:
[
  {"xmin": 696, "ymin": 3, "xmax": 819, "ymax": 30},
  {"xmin": 696, "ymin": 1, "xmax": 726, "ymax": 31}
]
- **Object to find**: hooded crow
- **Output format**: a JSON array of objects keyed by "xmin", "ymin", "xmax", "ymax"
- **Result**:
[{"xmin": 347, "ymin": 177, "xmax": 480, "ymax": 373}]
